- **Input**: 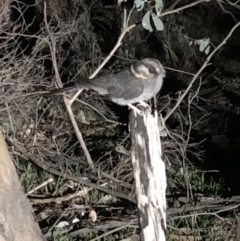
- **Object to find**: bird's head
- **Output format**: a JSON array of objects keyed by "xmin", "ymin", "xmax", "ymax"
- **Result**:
[{"xmin": 130, "ymin": 58, "xmax": 165, "ymax": 80}]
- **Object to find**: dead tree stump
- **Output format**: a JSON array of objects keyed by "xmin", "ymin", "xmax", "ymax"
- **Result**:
[{"xmin": 129, "ymin": 105, "xmax": 167, "ymax": 241}]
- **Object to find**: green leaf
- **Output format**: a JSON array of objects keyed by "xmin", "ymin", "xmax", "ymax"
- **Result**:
[
  {"xmin": 134, "ymin": 0, "xmax": 145, "ymax": 11},
  {"xmin": 155, "ymin": 0, "xmax": 164, "ymax": 15},
  {"xmin": 152, "ymin": 14, "xmax": 164, "ymax": 31},
  {"xmin": 142, "ymin": 11, "xmax": 153, "ymax": 32},
  {"xmin": 199, "ymin": 38, "xmax": 210, "ymax": 55},
  {"xmin": 142, "ymin": 12, "xmax": 164, "ymax": 32}
]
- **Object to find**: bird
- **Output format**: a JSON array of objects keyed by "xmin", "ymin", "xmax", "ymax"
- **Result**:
[{"xmin": 50, "ymin": 58, "xmax": 165, "ymax": 106}]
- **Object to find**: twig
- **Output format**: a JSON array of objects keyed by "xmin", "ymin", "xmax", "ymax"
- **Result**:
[
  {"xmin": 43, "ymin": 1, "xmax": 95, "ymax": 169},
  {"xmin": 164, "ymin": 21, "xmax": 240, "ymax": 122},
  {"xmin": 126, "ymin": 5, "xmax": 135, "ymax": 27},
  {"xmin": 66, "ymin": 11, "xmax": 136, "ymax": 167},
  {"xmin": 217, "ymin": 0, "xmax": 237, "ymax": 22},
  {"xmin": 90, "ymin": 220, "xmax": 136, "ymax": 241},
  {"xmin": 74, "ymin": 98, "xmax": 123, "ymax": 125},
  {"xmin": 164, "ymin": 0, "xmax": 181, "ymax": 11},
  {"xmin": 164, "ymin": 67, "xmax": 195, "ymax": 76},
  {"xmin": 43, "ymin": 1, "xmax": 62, "ymax": 88},
  {"xmin": 9, "ymin": 137, "xmax": 136, "ymax": 203},
  {"xmin": 69, "ymin": 89, "xmax": 83, "ymax": 106},
  {"xmin": 64, "ymin": 97, "xmax": 95, "ymax": 169},
  {"xmin": 169, "ymin": 204, "xmax": 240, "ymax": 221},
  {"xmin": 160, "ymin": 0, "xmax": 213, "ymax": 17},
  {"xmin": 89, "ymin": 23, "xmax": 136, "ymax": 79},
  {"xmin": 43, "ymin": 3, "xmax": 137, "ymax": 169},
  {"xmin": 224, "ymin": 0, "xmax": 240, "ymax": 8},
  {"xmin": 29, "ymin": 184, "xmax": 108, "ymax": 204},
  {"xmin": 28, "ymin": 178, "xmax": 53, "ymax": 194}
]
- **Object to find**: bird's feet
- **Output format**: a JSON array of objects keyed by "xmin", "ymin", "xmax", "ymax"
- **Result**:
[
  {"xmin": 128, "ymin": 102, "xmax": 151, "ymax": 116},
  {"xmin": 128, "ymin": 104, "xmax": 143, "ymax": 116}
]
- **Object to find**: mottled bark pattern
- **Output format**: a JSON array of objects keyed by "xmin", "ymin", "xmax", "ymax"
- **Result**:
[{"xmin": 129, "ymin": 105, "xmax": 167, "ymax": 241}]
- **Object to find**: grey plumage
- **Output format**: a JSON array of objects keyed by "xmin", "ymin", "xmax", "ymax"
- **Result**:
[{"xmin": 50, "ymin": 58, "xmax": 165, "ymax": 106}]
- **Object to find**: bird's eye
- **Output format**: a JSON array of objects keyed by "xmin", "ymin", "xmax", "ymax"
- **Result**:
[{"xmin": 148, "ymin": 67, "xmax": 156, "ymax": 74}]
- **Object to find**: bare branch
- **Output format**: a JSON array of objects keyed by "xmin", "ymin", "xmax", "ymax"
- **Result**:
[
  {"xmin": 164, "ymin": 21, "xmax": 240, "ymax": 122},
  {"xmin": 160, "ymin": 0, "xmax": 214, "ymax": 17}
]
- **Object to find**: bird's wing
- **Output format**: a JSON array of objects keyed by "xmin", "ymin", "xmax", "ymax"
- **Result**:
[
  {"xmin": 105, "ymin": 70, "xmax": 144, "ymax": 99},
  {"xmin": 76, "ymin": 70, "xmax": 144, "ymax": 99},
  {"xmin": 107, "ymin": 78, "xmax": 144, "ymax": 99}
]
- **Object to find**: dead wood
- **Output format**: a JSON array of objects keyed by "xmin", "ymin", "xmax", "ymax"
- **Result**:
[
  {"xmin": 0, "ymin": 130, "xmax": 45, "ymax": 241},
  {"xmin": 129, "ymin": 105, "xmax": 167, "ymax": 241}
]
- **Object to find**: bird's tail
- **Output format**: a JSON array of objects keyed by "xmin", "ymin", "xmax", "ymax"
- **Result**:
[
  {"xmin": 44, "ymin": 86, "xmax": 77, "ymax": 96},
  {"xmin": 46, "ymin": 76, "xmax": 91, "ymax": 96},
  {"xmin": 46, "ymin": 76, "xmax": 106, "ymax": 96}
]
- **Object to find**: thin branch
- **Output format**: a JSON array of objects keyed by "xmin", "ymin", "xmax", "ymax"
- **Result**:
[
  {"xmin": 217, "ymin": 0, "xmax": 237, "ymax": 22},
  {"xmin": 43, "ymin": 1, "xmax": 94, "ymax": 168},
  {"xmin": 160, "ymin": 0, "xmax": 213, "ymax": 17},
  {"xmin": 89, "ymin": 220, "xmax": 136, "ymax": 241},
  {"xmin": 9, "ymin": 137, "xmax": 136, "ymax": 203},
  {"xmin": 43, "ymin": 1, "xmax": 62, "ymax": 88},
  {"xmin": 164, "ymin": 0, "xmax": 182, "ymax": 11},
  {"xmin": 44, "ymin": 2, "xmax": 136, "ymax": 169},
  {"xmin": 89, "ymin": 23, "xmax": 136, "ymax": 79},
  {"xmin": 164, "ymin": 21, "xmax": 240, "ymax": 122},
  {"xmin": 64, "ymin": 97, "xmax": 95, "ymax": 169},
  {"xmin": 169, "ymin": 204, "xmax": 240, "ymax": 221}
]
